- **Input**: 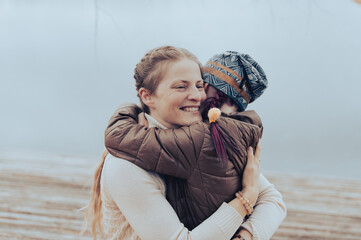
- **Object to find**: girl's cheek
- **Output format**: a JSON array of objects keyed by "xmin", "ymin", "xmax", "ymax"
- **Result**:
[{"xmin": 200, "ymin": 90, "xmax": 207, "ymax": 101}]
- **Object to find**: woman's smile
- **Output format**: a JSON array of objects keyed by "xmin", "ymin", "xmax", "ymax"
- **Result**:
[{"xmin": 180, "ymin": 106, "xmax": 200, "ymax": 112}]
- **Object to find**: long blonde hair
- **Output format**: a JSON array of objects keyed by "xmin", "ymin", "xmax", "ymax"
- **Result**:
[
  {"xmin": 83, "ymin": 149, "xmax": 108, "ymax": 239},
  {"xmin": 83, "ymin": 46, "xmax": 202, "ymax": 239}
]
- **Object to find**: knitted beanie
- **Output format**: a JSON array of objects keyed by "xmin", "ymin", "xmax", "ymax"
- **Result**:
[{"xmin": 203, "ymin": 51, "xmax": 268, "ymax": 111}]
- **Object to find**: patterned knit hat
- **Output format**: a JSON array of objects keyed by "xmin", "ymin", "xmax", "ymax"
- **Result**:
[{"xmin": 203, "ymin": 51, "xmax": 268, "ymax": 111}]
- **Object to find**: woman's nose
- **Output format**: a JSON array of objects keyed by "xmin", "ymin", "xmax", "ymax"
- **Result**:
[{"xmin": 188, "ymin": 86, "xmax": 202, "ymax": 102}]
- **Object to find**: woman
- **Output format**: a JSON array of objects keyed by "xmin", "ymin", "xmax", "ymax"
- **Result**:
[{"xmin": 84, "ymin": 46, "xmax": 286, "ymax": 240}]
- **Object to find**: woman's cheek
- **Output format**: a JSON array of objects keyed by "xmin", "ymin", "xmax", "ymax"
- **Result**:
[{"xmin": 169, "ymin": 94, "xmax": 184, "ymax": 107}]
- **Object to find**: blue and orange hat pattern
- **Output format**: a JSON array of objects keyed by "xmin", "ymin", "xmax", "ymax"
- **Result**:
[{"xmin": 203, "ymin": 51, "xmax": 268, "ymax": 111}]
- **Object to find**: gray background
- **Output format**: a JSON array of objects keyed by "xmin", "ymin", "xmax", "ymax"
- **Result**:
[{"xmin": 1, "ymin": 0, "xmax": 360, "ymax": 179}]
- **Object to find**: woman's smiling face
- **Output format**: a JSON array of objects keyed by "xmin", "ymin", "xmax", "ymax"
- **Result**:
[{"xmin": 148, "ymin": 58, "xmax": 206, "ymax": 129}]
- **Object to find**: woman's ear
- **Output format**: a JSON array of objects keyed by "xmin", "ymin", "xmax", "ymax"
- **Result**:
[{"xmin": 139, "ymin": 88, "xmax": 154, "ymax": 108}]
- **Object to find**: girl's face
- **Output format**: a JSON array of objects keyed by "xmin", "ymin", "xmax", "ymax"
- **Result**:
[
  {"xmin": 147, "ymin": 59, "xmax": 206, "ymax": 129},
  {"xmin": 205, "ymin": 84, "xmax": 239, "ymax": 114}
]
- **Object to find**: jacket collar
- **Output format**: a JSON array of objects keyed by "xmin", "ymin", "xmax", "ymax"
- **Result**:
[{"xmin": 145, "ymin": 113, "xmax": 168, "ymax": 130}]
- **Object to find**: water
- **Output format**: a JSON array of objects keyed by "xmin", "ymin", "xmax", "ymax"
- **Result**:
[{"xmin": 1, "ymin": 0, "xmax": 361, "ymax": 179}]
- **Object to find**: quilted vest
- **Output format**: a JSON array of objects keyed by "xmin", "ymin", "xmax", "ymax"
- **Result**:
[{"xmin": 105, "ymin": 104, "xmax": 262, "ymax": 230}]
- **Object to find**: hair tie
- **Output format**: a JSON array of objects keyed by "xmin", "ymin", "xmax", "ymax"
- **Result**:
[{"xmin": 208, "ymin": 108, "xmax": 221, "ymax": 123}]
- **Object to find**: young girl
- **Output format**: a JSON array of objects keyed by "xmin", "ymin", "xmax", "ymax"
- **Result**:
[{"xmin": 201, "ymin": 51, "xmax": 268, "ymax": 162}]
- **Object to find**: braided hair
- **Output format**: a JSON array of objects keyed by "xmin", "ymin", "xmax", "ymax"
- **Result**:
[{"xmin": 203, "ymin": 90, "xmax": 238, "ymax": 163}]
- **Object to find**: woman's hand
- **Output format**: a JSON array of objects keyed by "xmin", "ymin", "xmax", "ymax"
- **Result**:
[
  {"xmin": 231, "ymin": 143, "xmax": 261, "ymax": 240},
  {"xmin": 232, "ymin": 228, "xmax": 253, "ymax": 240},
  {"xmin": 241, "ymin": 143, "xmax": 261, "ymax": 206},
  {"xmin": 228, "ymin": 143, "xmax": 261, "ymax": 219}
]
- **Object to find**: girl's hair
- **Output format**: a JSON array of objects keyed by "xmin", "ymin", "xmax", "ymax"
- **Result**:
[
  {"xmin": 83, "ymin": 46, "xmax": 202, "ymax": 239},
  {"xmin": 202, "ymin": 90, "xmax": 238, "ymax": 163},
  {"xmin": 134, "ymin": 45, "xmax": 203, "ymax": 113}
]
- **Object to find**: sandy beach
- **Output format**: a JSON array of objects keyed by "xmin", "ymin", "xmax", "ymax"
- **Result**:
[{"xmin": 1, "ymin": 151, "xmax": 360, "ymax": 239}]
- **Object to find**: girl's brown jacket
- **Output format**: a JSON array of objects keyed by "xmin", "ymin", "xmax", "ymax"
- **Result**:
[{"xmin": 105, "ymin": 104, "xmax": 262, "ymax": 230}]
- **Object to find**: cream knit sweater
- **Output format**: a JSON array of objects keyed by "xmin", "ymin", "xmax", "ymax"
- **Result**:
[{"xmin": 100, "ymin": 114, "xmax": 286, "ymax": 240}]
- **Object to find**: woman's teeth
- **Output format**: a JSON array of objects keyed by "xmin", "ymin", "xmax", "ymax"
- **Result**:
[{"xmin": 182, "ymin": 107, "xmax": 199, "ymax": 112}]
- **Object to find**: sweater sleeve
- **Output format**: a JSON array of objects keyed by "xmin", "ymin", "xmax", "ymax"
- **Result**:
[
  {"xmin": 240, "ymin": 173, "xmax": 287, "ymax": 240},
  {"xmin": 103, "ymin": 154, "xmax": 244, "ymax": 240}
]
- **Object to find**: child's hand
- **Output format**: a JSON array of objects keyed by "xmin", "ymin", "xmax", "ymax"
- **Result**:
[{"xmin": 137, "ymin": 112, "xmax": 149, "ymax": 127}]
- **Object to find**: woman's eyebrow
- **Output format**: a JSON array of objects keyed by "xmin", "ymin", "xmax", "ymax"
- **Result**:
[
  {"xmin": 172, "ymin": 80, "xmax": 188, "ymax": 84},
  {"xmin": 172, "ymin": 79, "xmax": 203, "ymax": 84}
]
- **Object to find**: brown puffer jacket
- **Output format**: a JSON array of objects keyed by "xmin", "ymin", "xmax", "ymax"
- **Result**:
[{"xmin": 105, "ymin": 104, "xmax": 262, "ymax": 230}]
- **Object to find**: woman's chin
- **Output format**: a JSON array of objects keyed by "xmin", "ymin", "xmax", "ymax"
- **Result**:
[{"xmin": 179, "ymin": 115, "xmax": 202, "ymax": 126}]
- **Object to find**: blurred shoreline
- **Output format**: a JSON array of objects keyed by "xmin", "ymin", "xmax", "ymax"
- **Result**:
[{"xmin": 1, "ymin": 149, "xmax": 360, "ymax": 181}]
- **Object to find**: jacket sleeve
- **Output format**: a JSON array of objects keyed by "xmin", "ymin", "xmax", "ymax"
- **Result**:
[
  {"xmin": 240, "ymin": 173, "xmax": 287, "ymax": 240},
  {"xmin": 104, "ymin": 104, "xmax": 205, "ymax": 179}
]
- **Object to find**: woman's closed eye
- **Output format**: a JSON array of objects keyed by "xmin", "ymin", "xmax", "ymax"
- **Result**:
[
  {"xmin": 175, "ymin": 85, "xmax": 187, "ymax": 89},
  {"xmin": 173, "ymin": 82, "xmax": 204, "ymax": 91},
  {"xmin": 196, "ymin": 84, "xmax": 204, "ymax": 89}
]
